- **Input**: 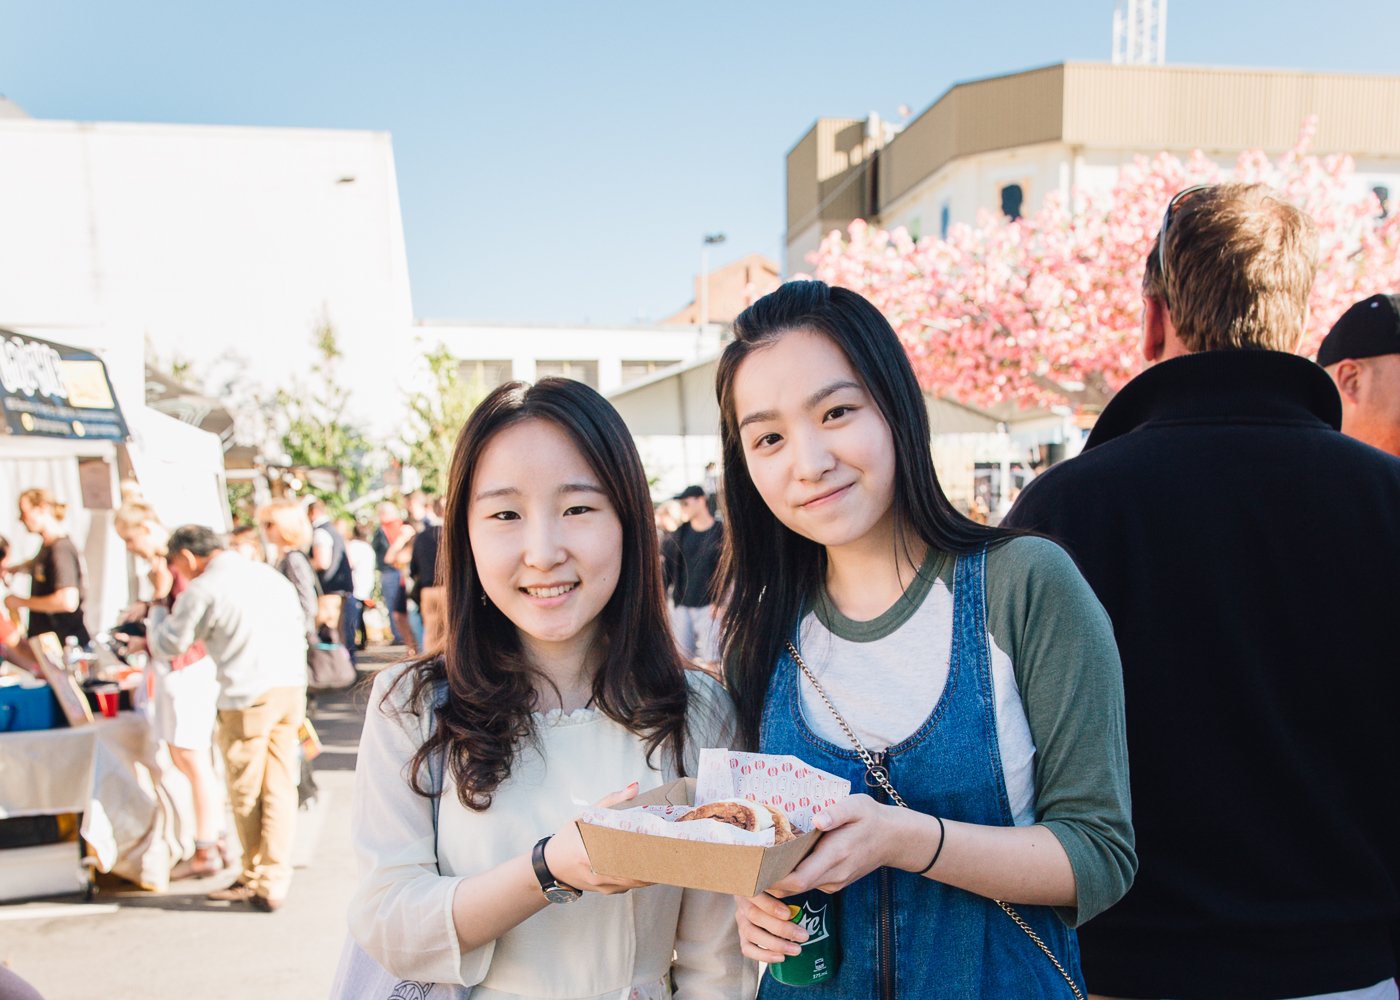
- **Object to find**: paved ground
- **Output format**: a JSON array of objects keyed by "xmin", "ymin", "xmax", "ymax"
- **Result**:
[{"xmin": 0, "ymin": 646, "xmax": 404, "ymax": 1000}]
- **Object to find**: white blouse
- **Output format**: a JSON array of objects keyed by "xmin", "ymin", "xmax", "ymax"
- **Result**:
[{"xmin": 349, "ymin": 664, "xmax": 756, "ymax": 1000}]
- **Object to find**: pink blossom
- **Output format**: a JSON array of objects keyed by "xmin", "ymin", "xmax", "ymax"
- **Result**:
[{"xmin": 811, "ymin": 121, "xmax": 1400, "ymax": 411}]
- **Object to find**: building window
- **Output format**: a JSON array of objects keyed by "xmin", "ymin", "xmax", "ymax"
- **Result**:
[
  {"xmin": 458, "ymin": 359, "xmax": 513, "ymax": 391},
  {"xmin": 620, "ymin": 360, "xmax": 674, "ymax": 384},
  {"xmin": 536, "ymin": 359, "xmax": 599, "ymax": 389},
  {"xmin": 1000, "ymin": 183, "xmax": 1024, "ymax": 221},
  {"xmin": 940, "ymin": 201, "xmax": 951, "ymax": 239},
  {"xmin": 1374, "ymin": 186, "xmax": 1391, "ymax": 219}
]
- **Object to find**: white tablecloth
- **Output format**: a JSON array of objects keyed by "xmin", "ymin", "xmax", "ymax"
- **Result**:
[{"xmin": 0, "ymin": 712, "xmax": 195, "ymax": 891}]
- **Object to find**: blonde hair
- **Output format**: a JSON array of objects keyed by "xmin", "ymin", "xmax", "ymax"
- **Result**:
[
  {"xmin": 113, "ymin": 500, "xmax": 162, "ymax": 541},
  {"xmin": 257, "ymin": 498, "xmax": 313, "ymax": 551},
  {"xmin": 18, "ymin": 488, "xmax": 68, "ymax": 521},
  {"xmin": 1143, "ymin": 183, "xmax": 1318, "ymax": 353}
]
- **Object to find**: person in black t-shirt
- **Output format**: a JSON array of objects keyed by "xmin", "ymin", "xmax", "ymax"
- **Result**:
[
  {"xmin": 408, "ymin": 520, "xmax": 441, "ymax": 604},
  {"xmin": 660, "ymin": 485, "xmax": 723, "ymax": 667},
  {"xmin": 4, "ymin": 488, "xmax": 89, "ymax": 647},
  {"xmin": 307, "ymin": 497, "xmax": 356, "ymax": 662},
  {"xmin": 408, "ymin": 515, "xmax": 443, "ymax": 649}
]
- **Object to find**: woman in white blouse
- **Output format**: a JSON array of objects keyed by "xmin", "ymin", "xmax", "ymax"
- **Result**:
[{"xmin": 348, "ymin": 379, "xmax": 755, "ymax": 1000}]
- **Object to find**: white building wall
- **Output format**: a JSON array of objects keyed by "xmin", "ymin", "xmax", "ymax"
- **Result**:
[
  {"xmin": 417, "ymin": 322, "xmax": 725, "ymax": 395},
  {"xmin": 632, "ymin": 434, "xmax": 723, "ymax": 500},
  {"xmin": 0, "ymin": 118, "xmax": 416, "ymax": 436},
  {"xmin": 1355, "ymin": 160, "xmax": 1399, "ymax": 215},
  {"xmin": 880, "ymin": 145, "xmax": 1400, "ymax": 240},
  {"xmin": 880, "ymin": 143, "xmax": 1071, "ymax": 240},
  {"xmin": 420, "ymin": 321, "xmax": 727, "ymax": 496}
]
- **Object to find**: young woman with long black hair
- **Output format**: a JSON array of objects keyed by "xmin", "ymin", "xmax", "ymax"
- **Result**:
[
  {"xmin": 346, "ymin": 379, "xmax": 752, "ymax": 1000},
  {"xmin": 718, "ymin": 281, "xmax": 1135, "ymax": 999}
]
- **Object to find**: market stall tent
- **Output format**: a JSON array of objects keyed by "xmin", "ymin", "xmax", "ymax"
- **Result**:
[
  {"xmin": 1, "ymin": 328, "xmax": 229, "ymax": 635},
  {"xmin": 123, "ymin": 406, "xmax": 230, "ymax": 533}
]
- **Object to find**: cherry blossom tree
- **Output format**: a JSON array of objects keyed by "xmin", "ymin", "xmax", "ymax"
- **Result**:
[{"xmin": 810, "ymin": 121, "xmax": 1400, "ymax": 411}]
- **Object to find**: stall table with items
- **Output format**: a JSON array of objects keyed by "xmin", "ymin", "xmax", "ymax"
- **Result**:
[{"xmin": 0, "ymin": 632, "xmax": 195, "ymax": 900}]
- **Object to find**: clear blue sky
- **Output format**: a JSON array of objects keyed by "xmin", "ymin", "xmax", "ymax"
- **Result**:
[{"xmin": 2, "ymin": 1, "xmax": 1394, "ymax": 326}]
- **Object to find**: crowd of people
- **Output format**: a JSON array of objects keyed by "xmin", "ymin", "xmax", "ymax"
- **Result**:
[
  {"xmin": 3, "ymin": 180, "xmax": 1399, "ymax": 1000},
  {"xmin": 335, "ymin": 182, "xmax": 1397, "ymax": 1000},
  {"xmin": 0, "ymin": 489, "xmax": 450, "ymax": 918}
]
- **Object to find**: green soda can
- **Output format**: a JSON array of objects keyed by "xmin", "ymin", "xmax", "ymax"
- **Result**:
[{"xmin": 767, "ymin": 890, "xmax": 839, "ymax": 986}]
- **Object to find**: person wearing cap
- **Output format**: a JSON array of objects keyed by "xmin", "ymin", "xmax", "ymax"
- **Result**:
[
  {"xmin": 1318, "ymin": 293, "xmax": 1400, "ymax": 457},
  {"xmin": 1005, "ymin": 184, "xmax": 1400, "ymax": 1000},
  {"xmin": 661, "ymin": 485, "xmax": 723, "ymax": 670}
]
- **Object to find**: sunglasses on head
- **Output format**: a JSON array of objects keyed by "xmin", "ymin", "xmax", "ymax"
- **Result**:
[{"xmin": 1156, "ymin": 184, "xmax": 1214, "ymax": 304}]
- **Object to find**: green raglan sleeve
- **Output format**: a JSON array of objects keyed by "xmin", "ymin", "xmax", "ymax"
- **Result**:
[{"xmin": 986, "ymin": 536, "xmax": 1136, "ymax": 927}]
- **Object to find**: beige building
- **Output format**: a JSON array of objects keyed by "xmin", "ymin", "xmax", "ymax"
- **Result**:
[
  {"xmin": 776, "ymin": 61, "xmax": 1400, "ymax": 512},
  {"xmin": 662, "ymin": 253, "xmax": 781, "ymax": 327},
  {"xmin": 787, "ymin": 62, "xmax": 1400, "ymax": 270}
]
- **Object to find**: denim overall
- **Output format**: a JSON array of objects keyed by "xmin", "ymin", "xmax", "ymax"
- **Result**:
[{"xmin": 758, "ymin": 549, "xmax": 1083, "ymax": 999}]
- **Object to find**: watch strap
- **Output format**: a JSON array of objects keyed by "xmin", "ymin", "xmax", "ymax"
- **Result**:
[
  {"xmin": 531, "ymin": 836, "xmax": 555, "ymax": 887},
  {"xmin": 531, "ymin": 836, "xmax": 580, "ymax": 899}
]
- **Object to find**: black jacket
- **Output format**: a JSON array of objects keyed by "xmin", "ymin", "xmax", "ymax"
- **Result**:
[
  {"xmin": 1005, "ymin": 350, "xmax": 1400, "ymax": 999},
  {"xmin": 661, "ymin": 521, "xmax": 723, "ymax": 608},
  {"xmin": 312, "ymin": 518, "xmax": 355, "ymax": 595}
]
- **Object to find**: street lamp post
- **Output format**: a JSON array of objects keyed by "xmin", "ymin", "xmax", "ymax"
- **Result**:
[{"xmin": 700, "ymin": 232, "xmax": 726, "ymax": 328}]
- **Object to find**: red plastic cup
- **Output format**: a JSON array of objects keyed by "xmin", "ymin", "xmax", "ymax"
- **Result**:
[{"xmin": 94, "ymin": 684, "xmax": 119, "ymax": 719}]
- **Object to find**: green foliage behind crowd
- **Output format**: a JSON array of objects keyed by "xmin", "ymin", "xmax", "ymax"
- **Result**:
[
  {"xmin": 154, "ymin": 318, "xmax": 485, "ymax": 524},
  {"xmin": 402, "ymin": 343, "xmax": 487, "ymax": 496}
]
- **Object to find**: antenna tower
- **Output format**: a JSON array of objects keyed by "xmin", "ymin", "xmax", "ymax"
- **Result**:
[{"xmin": 1112, "ymin": 0, "xmax": 1167, "ymax": 65}]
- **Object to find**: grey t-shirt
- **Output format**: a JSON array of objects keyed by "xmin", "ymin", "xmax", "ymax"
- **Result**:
[
  {"xmin": 795, "ymin": 536, "xmax": 1134, "ymax": 926},
  {"xmin": 148, "ymin": 552, "xmax": 308, "ymax": 710}
]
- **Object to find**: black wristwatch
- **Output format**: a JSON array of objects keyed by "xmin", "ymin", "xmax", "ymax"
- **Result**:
[{"xmin": 532, "ymin": 836, "xmax": 582, "ymax": 904}]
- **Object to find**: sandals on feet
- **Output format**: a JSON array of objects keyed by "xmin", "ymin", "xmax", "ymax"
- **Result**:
[{"xmin": 189, "ymin": 841, "xmax": 225, "ymax": 877}]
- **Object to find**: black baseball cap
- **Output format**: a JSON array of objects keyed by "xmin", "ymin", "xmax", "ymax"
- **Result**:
[
  {"xmin": 673, "ymin": 485, "xmax": 705, "ymax": 500},
  {"xmin": 1317, "ymin": 293, "xmax": 1400, "ymax": 367}
]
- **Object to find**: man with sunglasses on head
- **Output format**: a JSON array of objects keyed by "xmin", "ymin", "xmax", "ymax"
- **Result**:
[{"xmin": 1006, "ymin": 184, "xmax": 1400, "ymax": 1000}]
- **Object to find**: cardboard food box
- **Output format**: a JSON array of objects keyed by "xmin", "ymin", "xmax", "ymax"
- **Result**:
[{"xmin": 577, "ymin": 777, "xmax": 823, "ymax": 897}]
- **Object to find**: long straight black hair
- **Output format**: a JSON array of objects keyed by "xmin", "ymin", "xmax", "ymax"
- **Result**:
[
  {"xmin": 716, "ymin": 281, "xmax": 1020, "ymax": 749},
  {"xmin": 394, "ymin": 378, "xmax": 690, "ymax": 809}
]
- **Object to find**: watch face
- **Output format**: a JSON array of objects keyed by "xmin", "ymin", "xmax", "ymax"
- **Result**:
[{"xmin": 544, "ymin": 886, "xmax": 580, "ymax": 904}]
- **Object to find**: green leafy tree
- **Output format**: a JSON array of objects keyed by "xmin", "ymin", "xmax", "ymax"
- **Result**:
[
  {"xmin": 226, "ymin": 481, "xmax": 257, "ymax": 525},
  {"xmin": 277, "ymin": 318, "xmax": 380, "ymax": 514},
  {"xmin": 402, "ymin": 344, "xmax": 486, "ymax": 495}
]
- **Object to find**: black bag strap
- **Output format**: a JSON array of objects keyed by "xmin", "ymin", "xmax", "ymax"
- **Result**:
[{"xmin": 427, "ymin": 679, "xmax": 448, "ymax": 866}]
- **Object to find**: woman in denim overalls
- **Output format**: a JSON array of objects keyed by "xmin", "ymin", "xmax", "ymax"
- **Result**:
[{"xmin": 715, "ymin": 281, "xmax": 1135, "ymax": 999}]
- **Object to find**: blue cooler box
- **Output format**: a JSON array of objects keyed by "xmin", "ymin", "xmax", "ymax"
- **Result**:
[{"xmin": 0, "ymin": 682, "xmax": 61, "ymax": 732}]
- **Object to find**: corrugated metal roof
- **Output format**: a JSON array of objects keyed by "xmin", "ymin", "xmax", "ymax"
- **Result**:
[
  {"xmin": 787, "ymin": 118, "xmax": 875, "ymax": 237},
  {"xmin": 1061, "ymin": 63, "xmax": 1400, "ymax": 158},
  {"xmin": 788, "ymin": 62, "xmax": 1400, "ymax": 240},
  {"xmin": 880, "ymin": 64, "xmax": 1066, "ymax": 208}
]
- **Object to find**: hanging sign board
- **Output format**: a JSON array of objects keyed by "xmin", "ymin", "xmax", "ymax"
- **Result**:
[{"xmin": 0, "ymin": 330, "xmax": 129, "ymax": 440}]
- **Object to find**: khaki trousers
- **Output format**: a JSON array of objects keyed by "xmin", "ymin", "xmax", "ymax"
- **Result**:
[{"xmin": 216, "ymin": 686, "xmax": 306, "ymax": 902}]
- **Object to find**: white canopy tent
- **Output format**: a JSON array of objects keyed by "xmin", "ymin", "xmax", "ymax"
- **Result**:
[
  {"xmin": 605, "ymin": 355, "xmax": 723, "ymax": 497},
  {"xmin": 122, "ymin": 406, "xmax": 230, "ymax": 533},
  {"xmin": 1, "ymin": 407, "xmax": 228, "ymax": 640}
]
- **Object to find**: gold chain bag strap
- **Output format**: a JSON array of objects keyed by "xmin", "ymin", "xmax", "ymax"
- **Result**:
[{"xmin": 785, "ymin": 641, "xmax": 1085, "ymax": 1000}]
